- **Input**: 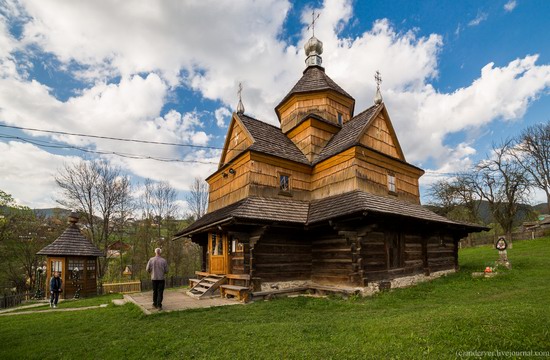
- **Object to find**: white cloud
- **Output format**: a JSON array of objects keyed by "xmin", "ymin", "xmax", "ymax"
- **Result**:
[
  {"xmin": 0, "ymin": 0, "xmax": 549, "ymax": 209},
  {"xmin": 214, "ymin": 107, "xmax": 232, "ymax": 128},
  {"xmin": 468, "ymin": 11, "xmax": 488, "ymax": 27},
  {"xmin": 504, "ymin": 0, "xmax": 517, "ymax": 12},
  {"xmin": 0, "ymin": 141, "xmax": 81, "ymax": 207}
]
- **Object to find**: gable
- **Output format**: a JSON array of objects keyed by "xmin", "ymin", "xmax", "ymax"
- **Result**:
[
  {"xmin": 219, "ymin": 115, "xmax": 254, "ymax": 168},
  {"xmin": 358, "ymin": 106, "xmax": 405, "ymax": 161}
]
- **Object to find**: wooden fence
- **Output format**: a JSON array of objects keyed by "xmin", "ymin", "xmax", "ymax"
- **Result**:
[
  {"xmin": 102, "ymin": 281, "xmax": 141, "ymax": 294},
  {"xmin": 0, "ymin": 292, "xmax": 33, "ymax": 310},
  {"xmin": 98, "ymin": 276, "xmax": 190, "ymax": 295},
  {"xmin": 460, "ymin": 229, "xmax": 547, "ymax": 248}
]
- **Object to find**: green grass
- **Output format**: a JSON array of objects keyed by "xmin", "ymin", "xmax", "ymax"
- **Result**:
[
  {"xmin": 7, "ymin": 294, "xmax": 123, "ymax": 313},
  {"xmin": 1, "ymin": 238, "xmax": 549, "ymax": 359}
]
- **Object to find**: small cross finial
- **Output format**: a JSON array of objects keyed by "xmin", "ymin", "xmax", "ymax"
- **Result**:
[
  {"xmin": 236, "ymin": 82, "xmax": 245, "ymax": 114},
  {"xmin": 375, "ymin": 70, "xmax": 382, "ymax": 89},
  {"xmin": 307, "ymin": 10, "xmax": 320, "ymax": 37},
  {"xmin": 374, "ymin": 71, "xmax": 383, "ymax": 105}
]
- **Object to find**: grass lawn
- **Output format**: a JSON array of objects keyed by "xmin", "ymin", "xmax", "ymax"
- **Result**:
[
  {"xmin": 1, "ymin": 238, "xmax": 549, "ymax": 359},
  {"xmin": 6, "ymin": 294, "xmax": 124, "ymax": 313}
]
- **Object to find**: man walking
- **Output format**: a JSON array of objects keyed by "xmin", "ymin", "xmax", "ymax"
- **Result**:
[
  {"xmin": 146, "ymin": 248, "xmax": 168, "ymax": 310},
  {"xmin": 50, "ymin": 271, "xmax": 62, "ymax": 308}
]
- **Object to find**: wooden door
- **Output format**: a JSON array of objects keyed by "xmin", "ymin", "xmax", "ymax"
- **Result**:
[
  {"xmin": 208, "ymin": 233, "xmax": 229, "ymax": 274},
  {"xmin": 48, "ymin": 257, "xmax": 65, "ymax": 298}
]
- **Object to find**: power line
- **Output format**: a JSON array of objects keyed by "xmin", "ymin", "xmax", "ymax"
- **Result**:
[
  {"xmin": 0, "ymin": 133, "xmax": 219, "ymax": 164},
  {"xmin": 0, "ymin": 123, "xmax": 223, "ymax": 150},
  {"xmin": 0, "ymin": 123, "xmax": 466, "ymax": 173}
]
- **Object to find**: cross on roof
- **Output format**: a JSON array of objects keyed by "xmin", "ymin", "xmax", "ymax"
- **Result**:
[
  {"xmin": 375, "ymin": 70, "xmax": 382, "ymax": 89},
  {"xmin": 307, "ymin": 10, "xmax": 320, "ymax": 37},
  {"xmin": 236, "ymin": 82, "xmax": 245, "ymax": 114}
]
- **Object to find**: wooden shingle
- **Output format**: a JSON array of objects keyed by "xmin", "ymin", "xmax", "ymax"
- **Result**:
[{"xmin": 37, "ymin": 224, "xmax": 104, "ymax": 257}]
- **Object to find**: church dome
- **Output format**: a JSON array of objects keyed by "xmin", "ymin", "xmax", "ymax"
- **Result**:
[{"xmin": 304, "ymin": 36, "xmax": 323, "ymax": 57}]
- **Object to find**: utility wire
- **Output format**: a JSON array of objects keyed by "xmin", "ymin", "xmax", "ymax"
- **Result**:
[
  {"xmin": 0, "ymin": 124, "xmax": 466, "ymax": 175},
  {"xmin": 0, "ymin": 123, "xmax": 223, "ymax": 150},
  {"xmin": 0, "ymin": 133, "xmax": 219, "ymax": 164}
]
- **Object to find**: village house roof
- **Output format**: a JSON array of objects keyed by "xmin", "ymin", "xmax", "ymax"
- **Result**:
[
  {"xmin": 275, "ymin": 65, "xmax": 355, "ymax": 113},
  {"xmin": 175, "ymin": 190, "xmax": 485, "ymax": 238},
  {"xmin": 37, "ymin": 222, "xmax": 104, "ymax": 257}
]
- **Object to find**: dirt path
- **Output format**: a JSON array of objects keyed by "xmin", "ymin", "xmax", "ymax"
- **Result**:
[{"xmin": 0, "ymin": 304, "xmax": 108, "ymax": 316}]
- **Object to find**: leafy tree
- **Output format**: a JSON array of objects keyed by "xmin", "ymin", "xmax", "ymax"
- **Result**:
[{"xmin": 0, "ymin": 190, "xmax": 64, "ymax": 292}]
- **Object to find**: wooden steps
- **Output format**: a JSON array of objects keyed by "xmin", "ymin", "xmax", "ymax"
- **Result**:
[{"xmin": 186, "ymin": 275, "xmax": 227, "ymax": 299}]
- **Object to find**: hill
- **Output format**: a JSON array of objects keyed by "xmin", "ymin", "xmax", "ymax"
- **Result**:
[
  {"xmin": 32, "ymin": 207, "xmax": 71, "ymax": 218},
  {"xmin": 424, "ymin": 200, "xmax": 544, "ymax": 225}
]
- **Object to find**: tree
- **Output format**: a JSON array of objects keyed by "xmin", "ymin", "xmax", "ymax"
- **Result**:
[
  {"xmin": 135, "ymin": 179, "xmax": 183, "ymax": 277},
  {"xmin": 55, "ymin": 160, "xmax": 132, "ymax": 277},
  {"xmin": 0, "ymin": 190, "xmax": 64, "ymax": 292},
  {"xmin": 515, "ymin": 122, "xmax": 550, "ymax": 213},
  {"xmin": 427, "ymin": 174, "xmax": 481, "ymax": 223},
  {"xmin": 470, "ymin": 140, "xmax": 531, "ymax": 243},
  {"xmin": 185, "ymin": 177, "xmax": 208, "ymax": 220},
  {"xmin": 152, "ymin": 180, "xmax": 179, "ymax": 238}
]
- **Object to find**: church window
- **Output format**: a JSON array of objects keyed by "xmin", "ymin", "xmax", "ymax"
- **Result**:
[
  {"xmin": 279, "ymin": 174, "xmax": 290, "ymax": 192},
  {"xmin": 387, "ymin": 174, "xmax": 396, "ymax": 193},
  {"xmin": 337, "ymin": 112, "xmax": 343, "ymax": 125}
]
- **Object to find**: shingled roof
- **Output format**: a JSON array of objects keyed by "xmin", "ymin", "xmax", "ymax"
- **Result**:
[
  {"xmin": 37, "ymin": 223, "xmax": 104, "ymax": 257},
  {"xmin": 237, "ymin": 113, "xmax": 310, "ymax": 165},
  {"xmin": 175, "ymin": 191, "xmax": 486, "ymax": 238},
  {"xmin": 308, "ymin": 190, "xmax": 484, "ymax": 230},
  {"xmin": 175, "ymin": 197, "xmax": 310, "ymax": 237},
  {"xmin": 313, "ymin": 104, "xmax": 379, "ymax": 164},
  {"xmin": 275, "ymin": 66, "xmax": 354, "ymax": 112}
]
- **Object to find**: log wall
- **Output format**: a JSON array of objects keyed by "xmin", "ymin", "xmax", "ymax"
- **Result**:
[
  {"xmin": 253, "ymin": 231, "xmax": 311, "ymax": 281},
  {"xmin": 311, "ymin": 233, "xmax": 354, "ymax": 284},
  {"xmin": 359, "ymin": 227, "xmax": 457, "ymax": 283},
  {"xmin": 426, "ymin": 234, "xmax": 457, "ymax": 272}
]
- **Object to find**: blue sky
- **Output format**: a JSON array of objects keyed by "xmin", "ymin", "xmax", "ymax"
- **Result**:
[{"xmin": 0, "ymin": 0, "xmax": 548, "ymax": 211}]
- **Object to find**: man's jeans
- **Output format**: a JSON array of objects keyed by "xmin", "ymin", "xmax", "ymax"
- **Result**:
[{"xmin": 152, "ymin": 280, "xmax": 165, "ymax": 307}]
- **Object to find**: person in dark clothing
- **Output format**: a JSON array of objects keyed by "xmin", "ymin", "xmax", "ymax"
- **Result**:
[
  {"xmin": 146, "ymin": 248, "xmax": 168, "ymax": 310},
  {"xmin": 50, "ymin": 271, "xmax": 62, "ymax": 308}
]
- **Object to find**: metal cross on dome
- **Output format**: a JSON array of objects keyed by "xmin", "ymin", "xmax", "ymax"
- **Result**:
[
  {"xmin": 307, "ymin": 10, "xmax": 320, "ymax": 37},
  {"xmin": 236, "ymin": 82, "xmax": 245, "ymax": 114},
  {"xmin": 375, "ymin": 70, "xmax": 382, "ymax": 89}
]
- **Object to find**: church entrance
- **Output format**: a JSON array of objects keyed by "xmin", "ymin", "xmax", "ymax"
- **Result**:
[{"xmin": 208, "ymin": 233, "xmax": 230, "ymax": 274}]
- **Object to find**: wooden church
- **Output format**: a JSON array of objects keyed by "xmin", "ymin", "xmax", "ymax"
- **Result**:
[{"xmin": 175, "ymin": 32, "xmax": 484, "ymax": 296}]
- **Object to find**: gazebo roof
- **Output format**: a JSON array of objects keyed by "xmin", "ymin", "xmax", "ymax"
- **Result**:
[{"xmin": 37, "ymin": 222, "xmax": 104, "ymax": 257}]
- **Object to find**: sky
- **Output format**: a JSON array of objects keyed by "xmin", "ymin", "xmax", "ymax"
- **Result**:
[{"xmin": 0, "ymin": 0, "xmax": 549, "ymax": 212}]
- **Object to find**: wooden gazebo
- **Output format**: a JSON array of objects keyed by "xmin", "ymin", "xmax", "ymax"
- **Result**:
[{"xmin": 37, "ymin": 212, "xmax": 104, "ymax": 298}]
